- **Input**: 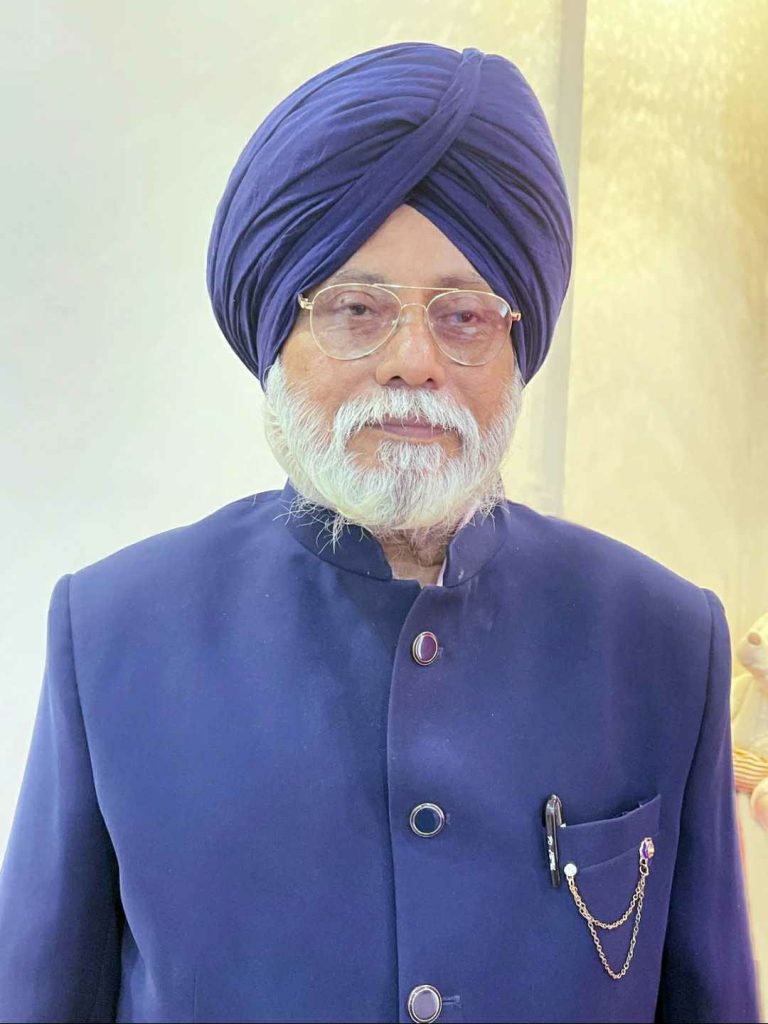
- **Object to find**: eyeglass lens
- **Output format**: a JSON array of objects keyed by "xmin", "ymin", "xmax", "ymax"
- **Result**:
[{"xmin": 310, "ymin": 284, "xmax": 513, "ymax": 365}]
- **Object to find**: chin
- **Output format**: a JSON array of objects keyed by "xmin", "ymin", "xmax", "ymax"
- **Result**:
[
  {"xmin": 355, "ymin": 436, "xmax": 457, "ymax": 457},
  {"xmin": 360, "ymin": 449, "xmax": 448, "ymax": 474}
]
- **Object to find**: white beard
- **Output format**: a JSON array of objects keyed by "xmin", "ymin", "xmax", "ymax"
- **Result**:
[{"xmin": 261, "ymin": 352, "xmax": 525, "ymax": 551}]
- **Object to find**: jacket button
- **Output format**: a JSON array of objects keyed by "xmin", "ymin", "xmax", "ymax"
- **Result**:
[
  {"xmin": 407, "ymin": 984, "xmax": 443, "ymax": 1023},
  {"xmin": 412, "ymin": 631, "xmax": 439, "ymax": 665},
  {"xmin": 409, "ymin": 802, "xmax": 445, "ymax": 837}
]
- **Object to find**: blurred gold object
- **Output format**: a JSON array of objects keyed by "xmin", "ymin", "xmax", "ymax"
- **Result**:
[{"xmin": 733, "ymin": 745, "xmax": 768, "ymax": 794}]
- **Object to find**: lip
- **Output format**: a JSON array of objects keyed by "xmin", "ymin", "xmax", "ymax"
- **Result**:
[{"xmin": 374, "ymin": 420, "xmax": 448, "ymax": 439}]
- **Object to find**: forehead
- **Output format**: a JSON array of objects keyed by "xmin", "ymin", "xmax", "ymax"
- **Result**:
[
  {"xmin": 320, "ymin": 203, "xmax": 491, "ymax": 291},
  {"xmin": 323, "ymin": 267, "xmax": 490, "ymax": 290}
]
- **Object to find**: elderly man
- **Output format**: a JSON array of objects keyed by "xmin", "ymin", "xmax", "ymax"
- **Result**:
[{"xmin": 0, "ymin": 42, "xmax": 758, "ymax": 1024}]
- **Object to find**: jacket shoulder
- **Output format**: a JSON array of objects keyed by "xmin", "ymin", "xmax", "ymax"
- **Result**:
[
  {"xmin": 68, "ymin": 489, "xmax": 281, "ymax": 594},
  {"xmin": 503, "ymin": 500, "xmax": 714, "ymax": 624}
]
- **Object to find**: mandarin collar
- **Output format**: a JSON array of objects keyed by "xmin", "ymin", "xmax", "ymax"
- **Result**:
[{"xmin": 275, "ymin": 478, "xmax": 511, "ymax": 587}]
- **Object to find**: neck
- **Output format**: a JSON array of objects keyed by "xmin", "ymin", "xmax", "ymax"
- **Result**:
[
  {"xmin": 371, "ymin": 506, "xmax": 477, "ymax": 585},
  {"xmin": 375, "ymin": 529, "xmax": 450, "ymax": 586}
]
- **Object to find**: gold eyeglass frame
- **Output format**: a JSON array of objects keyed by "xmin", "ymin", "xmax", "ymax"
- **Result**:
[{"xmin": 296, "ymin": 281, "xmax": 522, "ymax": 366}]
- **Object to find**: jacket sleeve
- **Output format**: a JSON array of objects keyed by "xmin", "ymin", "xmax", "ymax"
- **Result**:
[
  {"xmin": 655, "ymin": 587, "xmax": 760, "ymax": 1023},
  {"xmin": 0, "ymin": 573, "xmax": 123, "ymax": 1023}
]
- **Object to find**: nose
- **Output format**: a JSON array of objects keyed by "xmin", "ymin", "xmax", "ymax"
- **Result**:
[{"xmin": 373, "ymin": 302, "xmax": 448, "ymax": 389}]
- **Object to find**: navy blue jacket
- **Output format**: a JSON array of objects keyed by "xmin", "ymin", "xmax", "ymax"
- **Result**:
[{"xmin": 0, "ymin": 480, "xmax": 759, "ymax": 1023}]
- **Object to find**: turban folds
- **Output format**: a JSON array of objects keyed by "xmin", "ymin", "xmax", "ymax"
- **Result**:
[{"xmin": 206, "ymin": 42, "xmax": 573, "ymax": 388}]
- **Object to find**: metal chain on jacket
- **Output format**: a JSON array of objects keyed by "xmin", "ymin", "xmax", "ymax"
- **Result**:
[{"xmin": 563, "ymin": 836, "xmax": 655, "ymax": 980}]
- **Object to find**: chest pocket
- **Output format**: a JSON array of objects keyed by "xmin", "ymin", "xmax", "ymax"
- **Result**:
[
  {"xmin": 554, "ymin": 792, "xmax": 662, "ymax": 870},
  {"xmin": 544, "ymin": 794, "xmax": 663, "ymax": 970},
  {"xmin": 541, "ymin": 792, "xmax": 663, "ymax": 979}
]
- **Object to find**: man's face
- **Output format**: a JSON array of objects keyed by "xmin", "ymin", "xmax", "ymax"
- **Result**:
[
  {"xmin": 279, "ymin": 204, "xmax": 516, "ymax": 469},
  {"xmin": 262, "ymin": 203, "xmax": 524, "ymax": 537}
]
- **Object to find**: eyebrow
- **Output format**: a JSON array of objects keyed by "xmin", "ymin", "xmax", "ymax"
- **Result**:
[{"xmin": 323, "ymin": 267, "xmax": 490, "ymax": 290}]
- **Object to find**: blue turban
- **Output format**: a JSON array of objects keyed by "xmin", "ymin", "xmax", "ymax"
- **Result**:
[{"xmin": 206, "ymin": 41, "xmax": 573, "ymax": 388}]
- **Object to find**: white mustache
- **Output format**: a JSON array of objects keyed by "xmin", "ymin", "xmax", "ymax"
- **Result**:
[{"xmin": 333, "ymin": 390, "xmax": 477, "ymax": 445}]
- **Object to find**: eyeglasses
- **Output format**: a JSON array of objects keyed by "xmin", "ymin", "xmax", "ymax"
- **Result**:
[{"xmin": 296, "ymin": 282, "xmax": 521, "ymax": 366}]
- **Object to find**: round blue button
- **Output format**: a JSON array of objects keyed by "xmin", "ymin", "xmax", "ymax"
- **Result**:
[{"xmin": 409, "ymin": 802, "xmax": 445, "ymax": 837}]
